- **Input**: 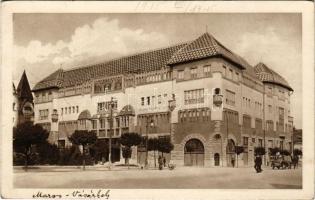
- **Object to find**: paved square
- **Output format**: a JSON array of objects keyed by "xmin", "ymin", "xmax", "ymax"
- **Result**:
[{"xmin": 14, "ymin": 166, "xmax": 302, "ymax": 189}]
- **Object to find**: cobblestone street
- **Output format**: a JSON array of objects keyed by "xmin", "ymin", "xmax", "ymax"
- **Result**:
[{"xmin": 14, "ymin": 165, "xmax": 302, "ymax": 189}]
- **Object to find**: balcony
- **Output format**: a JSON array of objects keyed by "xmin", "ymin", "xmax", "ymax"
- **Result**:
[
  {"xmin": 51, "ymin": 109, "xmax": 58, "ymax": 122},
  {"xmin": 213, "ymin": 94, "xmax": 223, "ymax": 106}
]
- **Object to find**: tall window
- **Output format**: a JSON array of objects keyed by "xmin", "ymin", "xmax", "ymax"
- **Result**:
[
  {"xmin": 243, "ymin": 97, "xmax": 246, "ymax": 107},
  {"xmin": 184, "ymin": 89, "xmax": 204, "ymax": 105},
  {"xmin": 223, "ymin": 66, "xmax": 227, "ymax": 76},
  {"xmin": 255, "ymin": 118, "xmax": 262, "ymax": 129},
  {"xmin": 266, "ymin": 121, "xmax": 274, "ymax": 131},
  {"xmin": 35, "ymin": 94, "xmax": 40, "ymax": 103},
  {"xmin": 39, "ymin": 109, "xmax": 49, "ymax": 120},
  {"xmin": 100, "ymin": 118, "xmax": 106, "ymax": 129},
  {"xmin": 48, "ymin": 92, "xmax": 53, "ymax": 101},
  {"xmin": 268, "ymin": 140, "xmax": 273, "ymax": 148},
  {"xmin": 178, "ymin": 70, "xmax": 184, "ymax": 80},
  {"xmin": 258, "ymin": 139, "xmax": 263, "ymax": 147},
  {"xmin": 268, "ymin": 105, "xmax": 272, "ymax": 113},
  {"xmin": 203, "ymin": 65, "xmax": 211, "ymax": 76},
  {"xmin": 141, "ymin": 97, "xmax": 145, "ymax": 106},
  {"xmin": 235, "ymin": 72, "xmax": 239, "ymax": 81},
  {"xmin": 280, "ymin": 140, "xmax": 284, "ymax": 150},
  {"xmin": 279, "ymin": 107, "xmax": 284, "ymax": 117},
  {"xmin": 243, "ymin": 137, "xmax": 248, "ymax": 146},
  {"xmin": 42, "ymin": 93, "xmax": 47, "ymax": 102},
  {"xmin": 152, "ymin": 96, "xmax": 155, "ymax": 107},
  {"xmin": 229, "ymin": 69, "xmax": 233, "ymax": 80},
  {"xmin": 243, "ymin": 115, "xmax": 251, "ymax": 128},
  {"xmin": 92, "ymin": 120, "xmax": 97, "ymax": 130},
  {"xmin": 190, "ymin": 68, "xmax": 197, "ymax": 79},
  {"xmin": 147, "ymin": 97, "xmax": 150, "ymax": 105},
  {"xmin": 278, "ymin": 107, "xmax": 285, "ymax": 131},
  {"xmin": 225, "ymin": 90, "xmax": 235, "ymax": 106},
  {"xmin": 116, "ymin": 117, "xmax": 120, "ymax": 128},
  {"xmin": 76, "ymin": 106, "xmax": 79, "ymax": 113},
  {"xmin": 158, "ymin": 95, "xmax": 162, "ymax": 104}
]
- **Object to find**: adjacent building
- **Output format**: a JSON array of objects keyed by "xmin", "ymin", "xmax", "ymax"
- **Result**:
[
  {"xmin": 32, "ymin": 32, "xmax": 294, "ymax": 167},
  {"xmin": 293, "ymin": 128, "xmax": 302, "ymax": 151},
  {"xmin": 13, "ymin": 71, "xmax": 34, "ymax": 127}
]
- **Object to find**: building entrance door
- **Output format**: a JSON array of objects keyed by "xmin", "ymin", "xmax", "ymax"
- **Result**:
[
  {"xmin": 214, "ymin": 153, "xmax": 220, "ymax": 166},
  {"xmin": 226, "ymin": 139, "xmax": 236, "ymax": 167},
  {"xmin": 184, "ymin": 139, "xmax": 204, "ymax": 166},
  {"xmin": 137, "ymin": 145, "xmax": 147, "ymax": 166}
]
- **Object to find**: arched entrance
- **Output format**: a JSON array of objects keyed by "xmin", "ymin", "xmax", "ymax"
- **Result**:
[
  {"xmin": 214, "ymin": 153, "xmax": 220, "ymax": 166},
  {"xmin": 226, "ymin": 139, "xmax": 236, "ymax": 167},
  {"xmin": 184, "ymin": 139, "xmax": 204, "ymax": 166}
]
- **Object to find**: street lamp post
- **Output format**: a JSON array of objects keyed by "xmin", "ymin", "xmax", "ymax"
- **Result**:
[
  {"xmin": 224, "ymin": 110, "xmax": 229, "ymax": 167},
  {"xmin": 108, "ymin": 97, "xmax": 116, "ymax": 170},
  {"xmin": 145, "ymin": 116, "xmax": 154, "ymax": 168}
]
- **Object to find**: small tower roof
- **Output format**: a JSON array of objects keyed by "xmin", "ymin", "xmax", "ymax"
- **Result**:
[{"xmin": 17, "ymin": 71, "xmax": 33, "ymax": 100}]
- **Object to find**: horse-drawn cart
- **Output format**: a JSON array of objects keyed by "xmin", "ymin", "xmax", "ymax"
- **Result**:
[{"xmin": 270, "ymin": 155, "xmax": 292, "ymax": 170}]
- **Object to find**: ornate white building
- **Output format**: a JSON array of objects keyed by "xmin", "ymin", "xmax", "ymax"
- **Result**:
[{"xmin": 32, "ymin": 33, "xmax": 294, "ymax": 167}]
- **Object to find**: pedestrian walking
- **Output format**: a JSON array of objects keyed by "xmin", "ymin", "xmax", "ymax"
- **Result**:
[
  {"xmin": 158, "ymin": 156, "xmax": 163, "ymax": 170},
  {"xmin": 231, "ymin": 155, "xmax": 235, "ymax": 168},
  {"xmin": 293, "ymin": 155, "xmax": 299, "ymax": 169},
  {"xmin": 254, "ymin": 155, "xmax": 262, "ymax": 173},
  {"xmin": 257, "ymin": 155, "xmax": 262, "ymax": 172},
  {"xmin": 254, "ymin": 156, "xmax": 259, "ymax": 172},
  {"xmin": 163, "ymin": 156, "xmax": 166, "ymax": 167}
]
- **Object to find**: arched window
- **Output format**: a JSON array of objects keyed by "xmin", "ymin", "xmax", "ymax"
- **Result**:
[{"xmin": 184, "ymin": 139, "xmax": 204, "ymax": 153}]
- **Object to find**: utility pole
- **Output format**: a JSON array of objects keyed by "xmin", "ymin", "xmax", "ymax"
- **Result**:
[
  {"xmin": 145, "ymin": 116, "xmax": 149, "ymax": 168},
  {"xmin": 263, "ymin": 86, "xmax": 266, "ymax": 166},
  {"xmin": 225, "ymin": 110, "xmax": 229, "ymax": 167},
  {"xmin": 168, "ymin": 94, "xmax": 176, "ymax": 142},
  {"xmin": 145, "ymin": 115, "xmax": 154, "ymax": 169},
  {"xmin": 108, "ymin": 97, "xmax": 114, "ymax": 170}
]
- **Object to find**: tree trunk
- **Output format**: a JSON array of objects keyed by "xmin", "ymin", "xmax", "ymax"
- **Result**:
[
  {"xmin": 82, "ymin": 145, "xmax": 86, "ymax": 171},
  {"xmin": 127, "ymin": 158, "xmax": 130, "ymax": 170},
  {"xmin": 154, "ymin": 150, "xmax": 156, "ymax": 168},
  {"xmin": 24, "ymin": 147, "xmax": 29, "ymax": 172},
  {"xmin": 236, "ymin": 154, "xmax": 238, "ymax": 168},
  {"xmin": 24, "ymin": 153, "xmax": 28, "ymax": 172}
]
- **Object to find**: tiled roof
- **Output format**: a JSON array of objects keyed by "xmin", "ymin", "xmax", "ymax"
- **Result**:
[
  {"xmin": 254, "ymin": 62, "xmax": 293, "ymax": 91},
  {"xmin": 17, "ymin": 71, "xmax": 33, "ymax": 100},
  {"xmin": 33, "ymin": 43, "xmax": 187, "ymax": 91},
  {"xmin": 167, "ymin": 32, "xmax": 245, "ymax": 69},
  {"xmin": 32, "ymin": 69, "xmax": 63, "ymax": 91},
  {"xmin": 33, "ymin": 32, "xmax": 283, "ymax": 92}
]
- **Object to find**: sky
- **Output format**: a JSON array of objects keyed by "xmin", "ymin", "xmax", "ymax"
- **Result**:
[{"xmin": 13, "ymin": 13, "xmax": 302, "ymax": 128}]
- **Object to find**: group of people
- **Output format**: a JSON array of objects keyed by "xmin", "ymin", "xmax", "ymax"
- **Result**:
[
  {"xmin": 255, "ymin": 153, "xmax": 300, "ymax": 173},
  {"xmin": 158, "ymin": 155, "xmax": 167, "ymax": 170},
  {"xmin": 292, "ymin": 154, "xmax": 300, "ymax": 169}
]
